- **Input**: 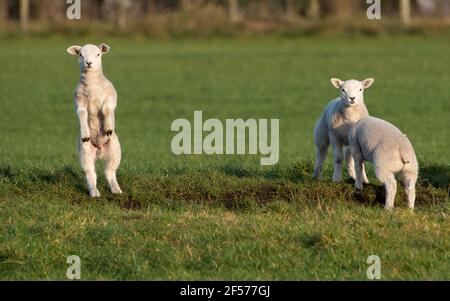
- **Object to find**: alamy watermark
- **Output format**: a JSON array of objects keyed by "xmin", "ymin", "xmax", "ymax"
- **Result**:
[
  {"xmin": 66, "ymin": 0, "xmax": 381, "ymax": 21},
  {"xmin": 66, "ymin": 0, "xmax": 81, "ymax": 20},
  {"xmin": 366, "ymin": 255, "xmax": 381, "ymax": 280},
  {"xmin": 171, "ymin": 111, "xmax": 279, "ymax": 166},
  {"xmin": 367, "ymin": 0, "xmax": 382, "ymax": 20},
  {"xmin": 66, "ymin": 255, "xmax": 81, "ymax": 280}
]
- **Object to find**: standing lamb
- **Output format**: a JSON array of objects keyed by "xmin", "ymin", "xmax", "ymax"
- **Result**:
[
  {"xmin": 349, "ymin": 117, "xmax": 419, "ymax": 210},
  {"xmin": 313, "ymin": 78, "xmax": 374, "ymax": 182},
  {"xmin": 67, "ymin": 43, "xmax": 122, "ymax": 197}
]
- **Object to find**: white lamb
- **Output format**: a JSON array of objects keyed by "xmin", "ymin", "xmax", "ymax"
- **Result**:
[
  {"xmin": 349, "ymin": 117, "xmax": 419, "ymax": 210},
  {"xmin": 67, "ymin": 43, "xmax": 122, "ymax": 197},
  {"xmin": 313, "ymin": 78, "xmax": 374, "ymax": 182}
]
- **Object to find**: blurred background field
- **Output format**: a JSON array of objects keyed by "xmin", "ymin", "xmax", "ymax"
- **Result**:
[
  {"xmin": 0, "ymin": 0, "xmax": 449, "ymax": 280},
  {"xmin": 0, "ymin": 36, "xmax": 448, "ymax": 171},
  {"xmin": 1, "ymin": 0, "xmax": 450, "ymax": 38}
]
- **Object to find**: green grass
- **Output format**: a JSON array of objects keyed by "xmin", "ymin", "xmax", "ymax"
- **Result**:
[{"xmin": 0, "ymin": 36, "xmax": 449, "ymax": 280}]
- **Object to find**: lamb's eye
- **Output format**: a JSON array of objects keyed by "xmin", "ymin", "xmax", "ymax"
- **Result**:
[
  {"xmin": 342, "ymin": 89, "xmax": 346, "ymax": 93},
  {"xmin": 360, "ymin": 88, "xmax": 362, "ymax": 91},
  {"xmin": 97, "ymin": 53, "xmax": 100, "ymax": 57}
]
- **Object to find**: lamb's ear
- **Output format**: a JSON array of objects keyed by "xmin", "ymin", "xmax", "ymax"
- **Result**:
[
  {"xmin": 362, "ymin": 78, "xmax": 375, "ymax": 89},
  {"xmin": 67, "ymin": 45, "xmax": 81, "ymax": 56},
  {"xmin": 331, "ymin": 78, "xmax": 344, "ymax": 89},
  {"xmin": 99, "ymin": 43, "xmax": 110, "ymax": 54}
]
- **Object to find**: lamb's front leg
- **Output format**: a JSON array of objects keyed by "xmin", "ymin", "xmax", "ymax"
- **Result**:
[
  {"xmin": 102, "ymin": 98, "xmax": 116, "ymax": 136},
  {"xmin": 331, "ymin": 137, "xmax": 344, "ymax": 182},
  {"xmin": 345, "ymin": 147, "xmax": 356, "ymax": 180},
  {"xmin": 76, "ymin": 101, "xmax": 90, "ymax": 142},
  {"xmin": 345, "ymin": 147, "xmax": 370, "ymax": 184}
]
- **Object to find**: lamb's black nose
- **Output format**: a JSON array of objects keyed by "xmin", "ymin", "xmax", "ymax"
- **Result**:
[
  {"xmin": 349, "ymin": 97, "xmax": 355, "ymax": 101},
  {"xmin": 86, "ymin": 62, "xmax": 92, "ymax": 67}
]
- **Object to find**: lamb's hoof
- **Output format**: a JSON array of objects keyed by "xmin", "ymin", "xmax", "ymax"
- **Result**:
[
  {"xmin": 105, "ymin": 130, "xmax": 113, "ymax": 136},
  {"xmin": 348, "ymin": 172, "xmax": 356, "ymax": 180},
  {"xmin": 111, "ymin": 187, "xmax": 122, "ymax": 194},
  {"xmin": 354, "ymin": 185, "xmax": 363, "ymax": 193},
  {"xmin": 81, "ymin": 137, "xmax": 90, "ymax": 143},
  {"xmin": 312, "ymin": 174, "xmax": 322, "ymax": 181},
  {"xmin": 89, "ymin": 188, "xmax": 101, "ymax": 198},
  {"xmin": 110, "ymin": 185, "xmax": 122, "ymax": 194}
]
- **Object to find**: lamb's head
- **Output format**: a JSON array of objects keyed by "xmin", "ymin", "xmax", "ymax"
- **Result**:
[
  {"xmin": 67, "ymin": 43, "xmax": 110, "ymax": 73},
  {"xmin": 330, "ymin": 78, "xmax": 374, "ymax": 107}
]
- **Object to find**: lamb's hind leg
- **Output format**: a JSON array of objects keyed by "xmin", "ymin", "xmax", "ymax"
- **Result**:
[
  {"xmin": 80, "ymin": 142, "xmax": 100, "ymax": 197},
  {"xmin": 353, "ymin": 155, "xmax": 365, "ymax": 191},
  {"xmin": 104, "ymin": 137, "xmax": 122, "ymax": 194},
  {"xmin": 403, "ymin": 170, "xmax": 418, "ymax": 210},
  {"xmin": 345, "ymin": 147, "xmax": 369, "ymax": 184},
  {"xmin": 361, "ymin": 163, "xmax": 369, "ymax": 184},
  {"xmin": 345, "ymin": 147, "xmax": 356, "ymax": 180},
  {"xmin": 331, "ymin": 137, "xmax": 344, "ymax": 182},
  {"xmin": 313, "ymin": 142, "xmax": 329, "ymax": 180},
  {"xmin": 375, "ymin": 167, "xmax": 397, "ymax": 210}
]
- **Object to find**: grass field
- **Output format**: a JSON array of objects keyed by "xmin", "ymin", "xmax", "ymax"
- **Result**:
[{"xmin": 0, "ymin": 36, "xmax": 448, "ymax": 280}]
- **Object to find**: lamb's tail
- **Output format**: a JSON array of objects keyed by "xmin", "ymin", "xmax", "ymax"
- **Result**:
[
  {"xmin": 401, "ymin": 155, "xmax": 410, "ymax": 165},
  {"xmin": 400, "ymin": 144, "xmax": 415, "ymax": 166},
  {"xmin": 400, "ymin": 136, "xmax": 418, "ymax": 173}
]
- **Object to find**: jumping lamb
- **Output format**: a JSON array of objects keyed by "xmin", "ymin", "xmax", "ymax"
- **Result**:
[
  {"xmin": 313, "ymin": 78, "xmax": 374, "ymax": 182},
  {"xmin": 349, "ymin": 117, "xmax": 419, "ymax": 210},
  {"xmin": 67, "ymin": 43, "xmax": 122, "ymax": 197}
]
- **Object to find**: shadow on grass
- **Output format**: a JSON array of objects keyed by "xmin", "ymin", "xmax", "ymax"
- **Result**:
[
  {"xmin": 217, "ymin": 161, "xmax": 449, "ymax": 189},
  {"xmin": 32, "ymin": 166, "xmax": 87, "ymax": 194},
  {"xmin": 0, "ymin": 162, "xmax": 448, "ymax": 210},
  {"xmin": 0, "ymin": 165, "xmax": 15, "ymax": 181},
  {"xmin": 419, "ymin": 164, "xmax": 450, "ymax": 189},
  {"xmin": 353, "ymin": 184, "xmax": 386, "ymax": 207},
  {"xmin": 34, "ymin": 166, "xmax": 83, "ymax": 185},
  {"xmin": 0, "ymin": 164, "xmax": 86, "ymax": 195},
  {"xmin": 218, "ymin": 161, "xmax": 315, "ymax": 183}
]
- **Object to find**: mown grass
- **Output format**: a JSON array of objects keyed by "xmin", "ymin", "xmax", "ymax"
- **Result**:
[{"xmin": 0, "ymin": 36, "xmax": 448, "ymax": 280}]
